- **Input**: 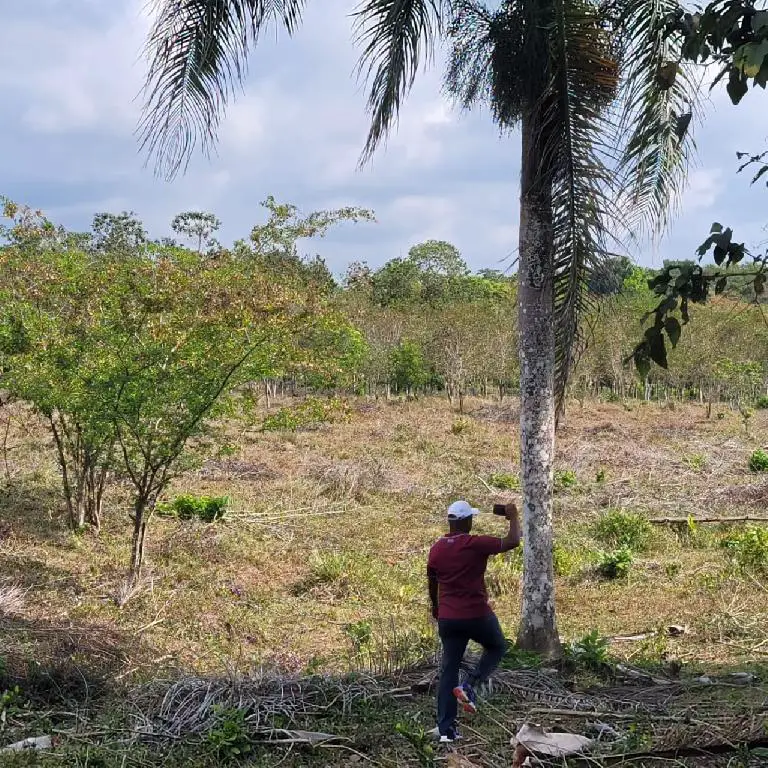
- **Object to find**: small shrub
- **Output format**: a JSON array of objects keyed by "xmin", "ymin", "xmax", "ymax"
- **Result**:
[
  {"xmin": 756, "ymin": 396, "xmax": 768, "ymax": 410},
  {"xmin": 554, "ymin": 469, "xmax": 577, "ymax": 491},
  {"xmin": 665, "ymin": 561, "xmax": 682, "ymax": 579},
  {"xmin": 748, "ymin": 448, "xmax": 768, "ymax": 472},
  {"xmin": 597, "ymin": 547, "xmax": 633, "ymax": 580},
  {"xmin": 720, "ymin": 526, "xmax": 768, "ymax": 574},
  {"xmin": 566, "ymin": 630, "xmax": 611, "ymax": 671},
  {"xmin": 593, "ymin": 510, "xmax": 653, "ymax": 552},
  {"xmin": 343, "ymin": 619, "xmax": 373, "ymax": 650},
  {"xmin": 682, "ymin": 454, "xmax": 707, "ymax": 471},
  {"xmin": 395, "ymin": 714, "xmax": 435, "ymax": 767},
  {"xmin": 488, "ymin": 471, "xmax": 520, "ymax": 490},
  {"xmin": 156, "ymin": 494, "xmax": 229, "ymax": 523},
  {"xmin": 207, "ymin": 706, "xmax": 252, "ymax": 762},
  {"xmin": 450, "ymin": 417, "xmax": 471, "ymax": 435}
]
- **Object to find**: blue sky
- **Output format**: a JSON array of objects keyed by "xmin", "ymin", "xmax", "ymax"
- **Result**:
[{"xmin": 1, "ymin": 0, "xmax": 766, "ymax": 277}]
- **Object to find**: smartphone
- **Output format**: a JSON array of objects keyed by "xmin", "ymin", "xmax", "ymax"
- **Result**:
[{"xmin": 493, "ymin": 503, "xmax": 507, "ymax": 516}]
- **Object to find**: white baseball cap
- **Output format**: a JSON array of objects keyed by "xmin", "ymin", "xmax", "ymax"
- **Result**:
[{"xmin": 447, "ymin": 500, "xmax": 480, "ymax": 520}]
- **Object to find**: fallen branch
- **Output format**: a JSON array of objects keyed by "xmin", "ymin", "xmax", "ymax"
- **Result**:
[{"xmin": 648, "ymin": 516, "xmax": 768, "ymax": 524}]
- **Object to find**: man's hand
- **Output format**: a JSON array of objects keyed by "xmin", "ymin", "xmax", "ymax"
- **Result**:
[{"xmin": 500, "ymin": 502, "xmax": 521, "ymax": 551}]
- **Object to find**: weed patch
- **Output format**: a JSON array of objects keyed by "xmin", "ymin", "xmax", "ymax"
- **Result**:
[
  {"xmin": 597, "ymin": 547, "xmax": 633, "ymax": 580},
  {"xmin": 748, "ymin": 448, "xmax": 768, "ymax": 472},
  {"xmin": 487, "ymin": 471, "xmax": 520, "ymax": 490},
  {"xmin": 720, "ymin": 526, "xmax": 768, "ymax": 575},
  {"xmin": 592, "ymin": 510, "xmax": 653, "ymax": 552},
  {"xmin": 157, "ymin": 494, "xmax": 229, "ymax": 523}
]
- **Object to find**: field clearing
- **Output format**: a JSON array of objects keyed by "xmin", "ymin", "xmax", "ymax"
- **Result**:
[{"xmin": 2, "ymin": 395, "xmax": 768, "ymax": 765}]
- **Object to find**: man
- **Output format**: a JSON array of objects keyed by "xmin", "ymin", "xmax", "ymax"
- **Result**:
[{"xmin": 427, "ymin": 499, "xmax": 521, "ymax": 743}]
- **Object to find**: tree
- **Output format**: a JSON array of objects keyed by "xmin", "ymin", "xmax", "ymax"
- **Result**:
[
  {"xmin": 139, "ymin": 0, "xmax": 695, "ymax": 654},
  {"xmin": 91, "ymin": 211, "xmax": 147, "ymax": 256},
  {"xmin": 171, "ymin": 211, "xmax": 222, "ymax": 253},
  {"xmin": 407, "ymin": 240, "xmax": 468, "ymax": 277},
  {"xmin": 0, "ymin": 197, "xmax": 370, "ymax": 590}
]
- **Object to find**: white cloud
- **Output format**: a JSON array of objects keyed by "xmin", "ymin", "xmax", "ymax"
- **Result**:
[
  {"xmin": 0, "ymin": 0, "xmax": 763, "ymax": 276},
  {"xmin": 681, "ymin": 169, "xmax": 722, "ymax": 213}
]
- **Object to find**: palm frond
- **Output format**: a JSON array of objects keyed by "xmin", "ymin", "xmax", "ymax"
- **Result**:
[
  {"xmin": 139, "ymin": 0, "xmax": 307, "ymax": 180},
  {"xmin": 615, "ymin": 0, "xmax": 699, "ymax": 234},
  {"xmin": 353, "ymin": 0, "xmax": 448, "ymax": 163},
  {"xmin": 542, "ymin": 0, "xmax": 622, "ymax": 410},
  {"xmin": 444, "ymin": 0, "xmax": 526, "ymax": 128}
]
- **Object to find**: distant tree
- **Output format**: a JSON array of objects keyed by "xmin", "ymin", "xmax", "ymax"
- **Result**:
[
  {"xmin": 389, "ymin": 339, "xmax": 430, "ymax": 395},
  {"xmin": 91, "ymin": 212, "xmax": 147, "ymax": 255},
  {"xmin": 171, "ymin": 211, "xmax": 222, "ymax": 253},
  {"xmin": 407, "ymin": 240, "xmax": 468, "ymax": 276},
  {"xmin": 371, "ymin": 258, "xmax": 423, "ymax": 307}
]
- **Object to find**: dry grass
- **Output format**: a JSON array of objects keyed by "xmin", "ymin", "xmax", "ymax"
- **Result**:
[
  {"xmin": 0, "ymin": 399, "xmax": 768, "ymax": 765},
  {"xmin": 1, "ymin": 396, "xmax": 767, "ymax": 679}
]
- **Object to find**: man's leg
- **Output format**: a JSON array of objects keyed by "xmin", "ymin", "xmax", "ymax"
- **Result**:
[
  {"xmin": 465, "ymin": 613, "xmax": 507, "ymax": 689},
  {"xmin": 437, "ymin": 620, "xmax": 470, "ymax": 737}
]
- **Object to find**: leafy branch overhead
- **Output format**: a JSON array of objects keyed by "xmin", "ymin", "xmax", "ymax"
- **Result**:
[{"xmin": 629, "ymin": 226, "xmax": 766, "ymax": 378}]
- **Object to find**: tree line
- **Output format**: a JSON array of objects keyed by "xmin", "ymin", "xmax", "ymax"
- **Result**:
[{"xmin": 1, "ymin": 198, "xmax": 766, "ymax": 593}]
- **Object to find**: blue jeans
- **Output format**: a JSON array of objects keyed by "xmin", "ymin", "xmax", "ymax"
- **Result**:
[{"xmin": 437, "ymin": 613, "xmax": 507, "ymax": 736}]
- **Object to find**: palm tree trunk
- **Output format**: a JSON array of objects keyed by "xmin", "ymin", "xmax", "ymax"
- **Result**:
[{"xmin": 516, "ymin": 109, "xmax": 560, "ymax": 657}]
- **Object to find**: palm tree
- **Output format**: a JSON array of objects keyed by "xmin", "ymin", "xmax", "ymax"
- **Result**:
[{"xmin": 139, "ymin": 0, "xmax": 696, "ymax": 654}]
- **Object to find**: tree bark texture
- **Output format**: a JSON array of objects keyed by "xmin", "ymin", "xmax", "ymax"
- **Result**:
[{"xmin": 516, "ymin": 107, "xmax": 561, "ymax": 657}]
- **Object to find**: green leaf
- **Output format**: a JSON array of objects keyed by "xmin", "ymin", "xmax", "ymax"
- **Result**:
[
  {"xmin": 727, "ymin": 70, "xmax": 749, "ymax": 104},
  {"xmin": 664, "ymin": 317, "xmax": 681, "ymax": 347},
  {"xmin": 753, "ymin": 11, "xmax": 768, "ymax": 32},
  {"xmin": 648, "ymin": 329, "xmax": 668, "ymax": 369},
  {"xmin": 633, "ymin": 347, "xmax": 651, "ymax": 379}
]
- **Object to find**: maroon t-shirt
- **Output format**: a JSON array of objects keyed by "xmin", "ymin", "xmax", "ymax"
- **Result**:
[{"xmin": 427, "ymin": 533, "xmax": 505, "ymax": 620}]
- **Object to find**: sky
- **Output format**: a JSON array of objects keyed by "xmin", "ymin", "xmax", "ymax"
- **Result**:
[{"xmin": 0, "ymin": 0, "xmax": 766, "ymax": 278}]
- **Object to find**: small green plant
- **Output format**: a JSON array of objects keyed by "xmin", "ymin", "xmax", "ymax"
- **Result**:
[
  {"xmin": 1, "ymin": 686, "xmax": 23, "ymax": 719},
  {"xmin": 597, "ymin": 547, "xmax": 633, "ymax": 579},
  {"xmin": 207, "ymin": 706, "xmax": 252, "ymax": 762},
  {"xmin": 343, "ymin": 619, "xmax": 373, "ymax": 650},
  {"xmin": 553, "ymin": 542, "xmax": 580, "ymax": 577},
  {"xmin": 682, "ymin": 453, "xmax": 707, "ymax": 471},
  {"xmin": 488, "ymin": 471, "xmax": 520, "ymax": 490},
  {"xmin": 394, "ymin": 714, "xmax": 435, "ymax": 767},
  {"xmin": 721, "ymin": 526, "xmax": 768, "ymax": 574},
  {"xmin": 554, "ymin": 469, "xmax": 577, "ymax": 490},
  {"xmin": 566, "ymin": 630, "xmax": 611, "ymax": 671},
  {"xmin": 748, "ymin": 448, "xmax": 768, "ymax": 472},
  {"xmin": 756, "ymin": 396, "xmax": 768, "ymax": 410},
  {"xmin": 593, "ymin": 510, "xmax": 653, "ymax": 551},
  {"xmin": 595, "ymin": 468, "xmax": 606, "ymax": 484},
  {"xmin": 450, "ymin": 417, "xmax": 471, "ymax": 435},
  {"xmin": 156, "ymin": 493, "xmax": 229, "ymax": 523},
  {"xmin": 665, "ymin": 561, "xmax": 682, "ymax": 579},
  {"xmin": 500, "ymin": 646, "xmax": 542, "ymax": 669}
]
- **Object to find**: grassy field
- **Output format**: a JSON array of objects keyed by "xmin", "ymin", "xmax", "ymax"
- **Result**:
[{"xmin": 2, "ymin": 395, "xmax": 768, "ymax": 765}]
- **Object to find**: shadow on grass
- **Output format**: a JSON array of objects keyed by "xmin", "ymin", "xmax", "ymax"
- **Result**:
[
  {"xmin": 0, "ymin": 610, "xmax": 131, "ymax": 706},
  {"xmin": 0, "ymin": 474, "xmax": 66, "ymax": 541}
]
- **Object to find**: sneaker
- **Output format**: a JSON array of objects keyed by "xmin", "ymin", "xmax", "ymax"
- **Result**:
[
  {"xmin": 438, "ymin": 727, "xmax": 462, "ymax": 743},
  {"xmin": 453, "ymin": 683, "xmax": 478, "ymax": 715}
]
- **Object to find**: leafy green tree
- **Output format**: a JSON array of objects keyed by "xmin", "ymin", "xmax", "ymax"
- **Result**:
[
  {"xmin": 138, "ymin": 0, "xmax": 695, "ymax": 654},
  {"xmin": 389, "ymin": 339, "xmax": 430, "ymax": 395},
  {"xmin": 91, "ymin": 211, "xmax": 147, "ymax": 256},
  {"xmin": 171, "ymin": 211, "xmax": 222, "ymax": 253},
  {"xmin": 371, "ymin": 258, "xmax": 423, "ymax": 307},
  {"xmin": 407, "ymin": 240, "xmax": 468, "ymax": 277}
]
